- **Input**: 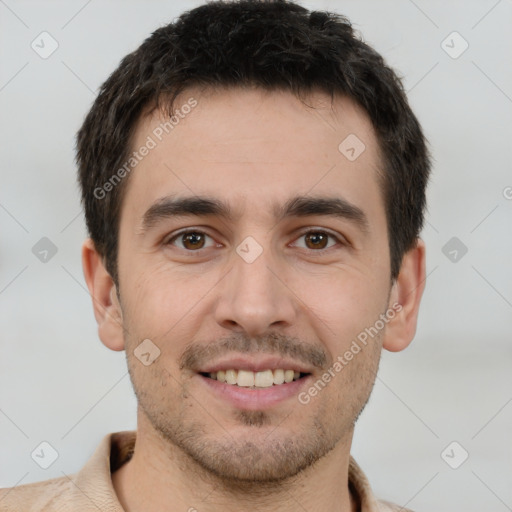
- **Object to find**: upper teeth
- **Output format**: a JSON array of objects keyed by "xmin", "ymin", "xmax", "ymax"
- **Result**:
[{"xmin": 208, "ymin": 369, "xmax": 302, "ymax": 387}]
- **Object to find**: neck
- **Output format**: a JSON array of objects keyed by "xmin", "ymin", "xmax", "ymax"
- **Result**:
[{"xmin": 112, "ymin": 414, "xmax": 358, "ymax": 512}]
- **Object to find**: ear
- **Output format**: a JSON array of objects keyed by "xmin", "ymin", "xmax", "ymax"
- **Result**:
[
  {"xmin": 382, "ymin": 239, "xmax": 426, "ymax": 352},
  {"xmin": 82, "ymin": 238, "xmax": 125, "ymax": 351}
]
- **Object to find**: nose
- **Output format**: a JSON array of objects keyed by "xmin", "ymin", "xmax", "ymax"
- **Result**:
[{"xmin": 213, "ymin": 243, "xmax": 298, "ymax": 337}]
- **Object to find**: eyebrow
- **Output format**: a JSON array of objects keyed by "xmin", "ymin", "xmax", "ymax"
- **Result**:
[{"xmin": 140, "ymin": 194, "xmax": 369, "ymax": 234}]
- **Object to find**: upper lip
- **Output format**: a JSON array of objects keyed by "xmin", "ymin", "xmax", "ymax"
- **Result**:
[{"xmin": 197, "ymin": 355, "xmax": 315, "ymax": 374}]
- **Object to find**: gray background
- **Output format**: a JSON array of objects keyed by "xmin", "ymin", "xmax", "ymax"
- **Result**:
[{"xmin": 1, "ymin": 1, "xmax": 511, "ymax": 510}]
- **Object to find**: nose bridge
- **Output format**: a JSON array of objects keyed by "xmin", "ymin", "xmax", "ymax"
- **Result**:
[{"xmin": 214, "ymin": 236, "xmax": 296, "ymax": 335}]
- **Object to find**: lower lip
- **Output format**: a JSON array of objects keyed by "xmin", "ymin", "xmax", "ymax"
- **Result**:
[{"xmin": 197, "ymin": 374, "xmax": 311, "ymax": 410}]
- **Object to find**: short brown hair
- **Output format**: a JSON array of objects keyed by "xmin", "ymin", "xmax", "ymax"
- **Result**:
[{"xmin": 76, "ymin": 0, "xmax": 431, "ymax": 285}]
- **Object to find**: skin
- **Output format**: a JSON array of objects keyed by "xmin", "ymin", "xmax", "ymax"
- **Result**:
[{"xmin": 83, "ymin": 86, "xmax": 426, "ymax": 512}]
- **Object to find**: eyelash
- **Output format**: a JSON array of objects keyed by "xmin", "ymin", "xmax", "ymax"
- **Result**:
[{"xmin": 165, "ymin": 228, "xmax": 346, "ymax": 253}]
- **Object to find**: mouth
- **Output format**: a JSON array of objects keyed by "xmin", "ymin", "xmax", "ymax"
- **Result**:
[
  {"xmin": 195, "ymin": 363, "xmax": 313, "ymax": 410},
  {"xmin": 192, "ymin": 355, "xmax": 317, "ymax": 410}
]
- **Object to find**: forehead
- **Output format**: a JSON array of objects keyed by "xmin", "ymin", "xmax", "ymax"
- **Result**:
[{"xmin": 120, "ymin": 86, "xmax": 385, "ymax": 230}]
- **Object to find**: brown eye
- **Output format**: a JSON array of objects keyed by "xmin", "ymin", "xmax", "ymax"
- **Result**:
[
  {"xmin": 167, "ymin": 230, "xmax": 215, "ymax": 250},
  {"xmin": 292, "ymin": 230, "xmax": 340, "ymax": 251},
  {"xmin": 304, "ymin": 232, "xmax": 329, "ymax": 249}
]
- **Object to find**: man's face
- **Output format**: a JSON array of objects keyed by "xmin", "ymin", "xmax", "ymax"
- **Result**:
[{"xmin": 115, "ymin": 87, "xmax": 393, "ymax": 483}]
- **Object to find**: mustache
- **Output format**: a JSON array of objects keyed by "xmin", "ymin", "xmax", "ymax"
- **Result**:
[{"xmin": 179, "ymin": 332, "xmax": 328, "ymax": 371}]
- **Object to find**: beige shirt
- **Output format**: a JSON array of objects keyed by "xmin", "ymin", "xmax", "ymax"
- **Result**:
[{"xmin": 0, "ymin": 431, "xmax": 412, "ymax": 511}]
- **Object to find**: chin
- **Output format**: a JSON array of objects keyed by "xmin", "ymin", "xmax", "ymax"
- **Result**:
[{"xmin": 165, "ymin": 419, "xmax": 338, "ymax": 485}]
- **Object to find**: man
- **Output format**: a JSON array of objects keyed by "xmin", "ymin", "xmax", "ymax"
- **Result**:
[{"xmin": 0, "ymin": 0, "xmax": 430, "ymax": 510}]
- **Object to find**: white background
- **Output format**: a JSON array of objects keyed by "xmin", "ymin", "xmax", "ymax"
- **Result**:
[{"xmin": 1, "ymin": 1, "xmax": 511, "ymax": 510}]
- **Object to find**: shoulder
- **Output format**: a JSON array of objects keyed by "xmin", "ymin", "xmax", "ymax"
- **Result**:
[
  {"xmin": 376, "ymin": 498, "xmax": 415, "ymax": 511},
  {"xmin": 0, "ymin": 431, "xmax": 133, "ymax": 512},
  {"xmin": 0, "ymin": 474, "xmax": 73, "ymax": 511}
]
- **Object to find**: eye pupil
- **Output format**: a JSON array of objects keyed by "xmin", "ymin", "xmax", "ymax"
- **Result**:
[{"xmin": 305, "ymin": 232, "xmax": 328, "ymax": 249}]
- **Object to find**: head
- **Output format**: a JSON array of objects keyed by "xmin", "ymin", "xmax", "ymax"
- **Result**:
[{"xmin": 79, "ymin": 0, "xmax": 430, "ymax": 486}]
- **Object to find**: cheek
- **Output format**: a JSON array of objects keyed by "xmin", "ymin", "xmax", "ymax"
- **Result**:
[
  {"xmin": 298, "ymin": 275, "xmax": 388, "ymax": 376},
  {"xmin": 124, "ymin": 260, "xmax": 174, "ymax": 309},
  {"xmin": 120, "ymin": 262, "xmax": 215, "ymax": 347},
  {"xmin": 299, "ymin": 267, "xmax": 388, "ymax": 331}
]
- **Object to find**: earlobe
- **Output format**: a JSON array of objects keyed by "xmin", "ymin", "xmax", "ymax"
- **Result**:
[
  {"xmin": 382, "ymin": 239, "xmax": 426, "ymax": 352},
  {"xmin": 82, "ymin": 238, "xmax": 125, "ymax": 352}
]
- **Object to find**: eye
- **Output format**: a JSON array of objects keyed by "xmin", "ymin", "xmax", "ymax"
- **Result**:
[
  {"xmin": 165, "ymin": 228, "xmax": 344, "ymax": 253},
  {"xmin": 291, "ymin": 230, "xmax": 342, "ymax": 251},
  {"xmin": 166, "ymin": 230, "xmax": 217, "ymax": 251}
]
